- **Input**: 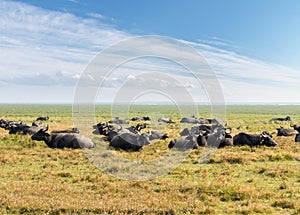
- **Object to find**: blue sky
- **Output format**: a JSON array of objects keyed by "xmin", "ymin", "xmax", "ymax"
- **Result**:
[
  {"xmin": 0, "ymin": 0, "xmax": 300, "ymax": 103},
  {"xmin": 14, "ymin": 0, "xmax": 300, "ymax": 69}
]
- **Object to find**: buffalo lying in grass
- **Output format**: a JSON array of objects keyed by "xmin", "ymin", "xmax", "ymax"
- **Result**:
[
  {"xmin": 158, "ymin": 117, "xmax": 175, "ymax": 124},
  {"xmin": 108, "ymin": 117, "xmax": 129, "ymax": 124},
  {"xmin": 31, "ymin": 126, "xmax": 95, "ymax": 149},
  {"xmin": 276, "ymin": 126, "xmax": 298, "ymax": 136},
  {"xmin": 233, "ymin": 131, "xmax": 277, "ymax": 147},
  {"xmin": 8, "ymin": 121, "xmax": 46, "ymax": 135},
  {"xmin": 131, "ymin": 116, "xmax": 151, "ymax": 121},
  {"xmin": 109, "ymin": 132, "xmax": 151, "ymax": 151},
  {"xmin": 270, "ymin": 116, "xmax": 291, "ymax": 122},
  {"xmin": 168, "ymin": 134, "xmax": 199, "ymax": 150},
  {"xmin": 146, "ymin": 130, "xmax": 168, "ymax": 141},
  {"xmin": 36, "ymin": 116, "xmax": 49, "ymax": 121},
  {"xmin": 291, "ymin": 124, "xmax": 300, "ymax": 133},
  {"xmin": 51, "ymin": 128, "xmax": 79, "ymax": 134},
  {"xmin": 180, "ymin": 116, "xmax": 202, "ymax": 124}
]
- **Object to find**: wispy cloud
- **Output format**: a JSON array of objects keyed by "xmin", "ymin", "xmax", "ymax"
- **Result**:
[
  {"xmin": 0, "ymin": 0, "xmax": 299, "ymax": 103},
  {"xmin": 0, "ymin": 0, "xmax": 128, "ymax": 85},
  {"xmin": 197, "ymin": 37, "xmax": 240, "ymax": 50},
  {"xmin": 87, "ymin": 12, "xmax": 106, "ymax": 19},
  {"xmin": 66, "ymin": 0, "xmax": 78, "ymax": 3}
]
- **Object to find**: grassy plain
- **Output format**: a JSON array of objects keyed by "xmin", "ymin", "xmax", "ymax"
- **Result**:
[{"xmin": 0, "ymin": 104, "xmax": 299, "ymax": 214}]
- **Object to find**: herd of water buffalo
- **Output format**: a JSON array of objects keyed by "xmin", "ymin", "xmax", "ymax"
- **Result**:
[{"xmin": 0, "ymin": 115, "xmax": 299, "ymax": 151}]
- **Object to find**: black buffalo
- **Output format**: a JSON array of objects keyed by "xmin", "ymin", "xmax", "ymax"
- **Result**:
[
  {"xmin": 291, "ymin": 124, "xmax": 300, "ymax": 133},
  {"xmin": 270, "ymin": 116, "xmax": 291, "ymax": 122},
  {"xmin": 218, "ymin": 128, "xmax": 233, "ymax": 148},
  {"xmin": 196, "ymin": 130, "xmax": 209, "ymax": 147},
  {"xmin": 295, "ymin": 133, "xmax": 300, "ymax": 142},
  {"xmin": 51, "ymin": 128, "xmax": 79, "ymax": 134},
  {"xmin": 179, "ymin": 116, "xmax": 218, "ymax": 124},
  {"xmin": 205, "ymin": 127, "xmax": 232, "ymax": 148},
  {"xmin": 36, "ymin": 116, "xmax": 49, "ymax": 121},
  {"xmin": 108, "ymin": 117, "xmax": 129, "ymax": 124},
  {"xmin": 180, "ymin": 117, "xmax": 201, "ymax": 124},
  {"xmin": 168, "ymin": 134, "xmax": 199, "ymax": 150},
  {"xmin": 158, "ymin": 117, "xmax": 175, "ymax": 124},
  {"xmin": 146, "ymin": 130, "xmax": 168, "ymax": 140},
  {"xmin": 180, "ymin": 125, "xmax": 211, "ymax": 136},
  {"xmin": 105, "ymin": 124, "xmax": 146, "ymax": 141},
  {"xmin": 276, "ymin": 126, "xmax": 298, "ymax": 136},
  {"xmin": 8, "ymin": 122, "xmax": 45, "ymax": 135},
  {"xmin": 233, "ymin": 131, "xmax": 277, "ymax": 147},
  {"xmin": 31, "ymin": 126, "xmax": 95, "ymax": 149},
  {"xmin": 109, "ymin": 132, "xmax": 150, "ymax": 151},
  {"xmin": 131, "ymin": 116, "xmax": 151, "ymax": 121}
]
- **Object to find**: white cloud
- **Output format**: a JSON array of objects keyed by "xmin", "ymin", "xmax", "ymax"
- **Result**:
[
  {"xmin": 0, "ymin": 0, "xmax": 299, "ymax": 103},
  {"xmin": 0, "ymin": 0, "xmax": 129, "ymax": 84}
]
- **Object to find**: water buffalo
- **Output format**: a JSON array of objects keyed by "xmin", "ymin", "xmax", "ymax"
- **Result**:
[
  {"xmin": 180, "ymin": 117, "xmax": 200, "ymax": 124},
  {"xmin": 51, "ymin": 128, "xmax": 79, "ymax": 134},
  {"xmin": 295, "ymin": 133, "xmax": 300, "ymax": 142},
  {"xmin": 8, "ymin": 122, "xmax": 45, "ymax": 135},
  {"xmin": 104, "ymin": 123, "xmax": 146, "ymax": 141},
  {"xmin": 109, "ymin": 132, "xmax": 151, "ymax": 151},
  {"xmin": 0, "ymin": 119, "xmax": 14, "ymax": 130},
  {"xmin": 108, "ymin": 117, "xmax": 129, "ymax": 124},
  {"xmin": 36, "ymin": 116, "xmax": 49, "ymax": 121},
  {"xmin": 158, "ymin": 117, "xmax": 175, "ymax": 124},
  {"xmin": 219, "ymin": 128, "xmax": 233, "ymax": 148},
  {"xmin": 179, "ymin": 116, "xmax": 218, "ymax": 124},
  {"xmin": 198, "ymin": 118, "xmax": 211, "ymax": 124},
  {"xmin": 7, "ymin": 122, "xmax": 28, "ymax": 134},
  {"xmin": 233, "ymin": 131, "xmax": 277, "ymax": 147},
  {"xmin": 276, "ymin": 126, "xmax": 298, "ymax": 136},
  {"xmin": 168, "ymin": 134, "xmax": 199, "ymax": 150},
  {"xmin": 196, "ymin": 126, "xmax": 233, "ymax": 148},
  {"xmin": 31, "ymin": 126, "xmax": 95, "ymax": 149},
  {"xmin": 93, "ymin": 122, "xmax": 129, "ymax": 136},
  {"xmin": 92, "ymin": 122, "xmax": 115, "ymax": 135},
  {"xmin": 291, "ymin": 124, "xmax": 300, "ymax": 133},
  {"xmin": 142, "ymin": 116, "xmax": 151, "ymax": 121},
  {"xmin": 146, "ymin": 130, "xmax": 168, "ymax": 140},
  {"xmin": 180, "ymin": 125, "xmax": 212, "ymax": 136},
  {"xmin": 131, "ymin": 116, "xmax": 151, "ymax": 121},
  {"xmin": 197, "ymin": 130, "xmax": 209, "ymax": 147},
  {"xmin": 270, "ymin": 116, "xmax": 291, "ymax": 122}
]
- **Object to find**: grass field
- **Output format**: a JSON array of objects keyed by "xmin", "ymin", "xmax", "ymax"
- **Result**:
[{"xmin": 0, "ymin": 104, "xmax": 299, "ymax": 214}]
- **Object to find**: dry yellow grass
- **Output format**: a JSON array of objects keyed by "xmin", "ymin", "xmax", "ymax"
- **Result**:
[{"xmin": 0, "ymin": 104, "xmax": 300, "ymax": 214}]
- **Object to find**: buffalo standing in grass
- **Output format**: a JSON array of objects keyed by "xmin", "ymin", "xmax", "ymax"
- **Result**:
[
  {"xmin": 233, "ymin": 131, "xmax": 277, "ymax": 147},
  {"xmin": 295, "ymin": 133, "xmax": 300, "ymax": 142},
  {"xmin": 31, "ymin": 126, "xmax": 95, "ymax": 149}
]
